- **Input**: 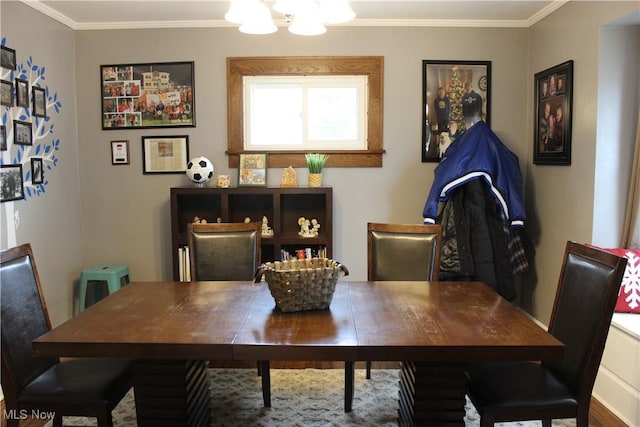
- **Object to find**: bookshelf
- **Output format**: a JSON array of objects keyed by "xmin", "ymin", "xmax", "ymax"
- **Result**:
[{"xmin": 170, "ymin": 186, "xmax": 333, "ymax": 281}]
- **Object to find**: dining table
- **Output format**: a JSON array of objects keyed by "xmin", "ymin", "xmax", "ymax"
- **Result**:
[{"xmin": 33, "ymin": 280, "xmax": 564, "ymax": 427}]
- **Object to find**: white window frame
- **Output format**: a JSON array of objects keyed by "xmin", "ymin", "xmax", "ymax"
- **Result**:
[{"xmin": 243, "ymin": 75, "xmax": 368, "ymax": 151}]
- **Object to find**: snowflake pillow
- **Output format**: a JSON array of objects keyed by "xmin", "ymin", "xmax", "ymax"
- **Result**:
[{"xmin": 592, "ymin": 247, "xmax": 640, "ymax": 314}]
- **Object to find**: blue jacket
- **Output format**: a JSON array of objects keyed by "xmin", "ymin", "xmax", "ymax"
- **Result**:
[{"xmin": 422, "ymin": 121, "xmax": 525, "ymax": 227}]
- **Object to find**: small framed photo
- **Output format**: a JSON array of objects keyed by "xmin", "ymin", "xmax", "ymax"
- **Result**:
[
  {"xmin": 1, "ymin": 125, "xmax": 6, "ymax": 151},
  {"xmin": 238, "ymin": 153, "xmax": 267, "ymax": 187},
  {"xmin": 1, "ymin": 79, "xmax": 12, "ymax": 106},
  {"xmin": 15, "ymin": 78, "xmax": 29, "ymax": 108},
  {"xmin": 534, "ymin": 60, "xmax": 573, "ymax": 165},
  {"xmin": 422, "ymin": 60, "xmax": 492, "ymax": 162},
  {"xmin": 142, "ymin": 135, "xmax": 189, "ymax": 174},
  {"xmin": 111, "ymin": 140, "xmax": 130, "ymax": 165},
  {"xmin": 31, "ymin": 158, "xmax": 44, "ymax": 184},
  {"xmin": 32, "ymin": 86, "xmax": 46, "ymax": 117},
  {"xmin": 13, "ymin": 120, "xmax": 32, "ymax": 146},
  {"xmin": 0, "ymin": 164, "xmax": 24, "ymax": 203},
  {"xmin": 1, "ymin": 45, "xmax": 16, "ymax": 70}
]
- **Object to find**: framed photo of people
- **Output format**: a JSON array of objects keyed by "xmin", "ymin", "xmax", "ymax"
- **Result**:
[
  {"xmin": 0, "ymin": 164, "xmax": 24, "ymax": 203},
  {"xmin": 100, "ymin": 61, "xmax": 195, "ymax": 130},
  {"xmin": 142, "ymin": 135, "xmax": 189, "ymax": 174},
  {"xmin": 422, "ymin": 60, "xmax": 491, "ymax": 162},
  {"xmin": 534, "ymin": 60, "xmax": 573, "ymax": 165}
]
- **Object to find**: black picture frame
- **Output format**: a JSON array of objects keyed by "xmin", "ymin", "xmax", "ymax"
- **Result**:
[
  {"xmin": 101, "ymin": 61, "xmax": 195, "ymax": 130},
  {"xmin": 0, "ymin": 164, "xmax": 24, "ymax": 203},
  {"xmin": 1, "ymin": 45, "xmax": 16, "ymax": 70},
  {"xmin": 238, "ymin": 153, "xmax": 268, "ymax": 187},
  {"xmin": 1, "ymin": 79, "xmax": 13, "ymax": 107},
  {"xmin": 32, "ymin": 86, "xmax": 46, "ymax": 117},
  {"xmin": 0, "ymin": 125, "xmax": 6, "ymax": 151},
  {"xmin": 13, "ymin": 120, "xmax": 32, "ymax": 146},
  {"xmin": 31, "ymin": 158, "xmax": 44, "ymax": 184},
  {"xmin": 15, "ymin": 78, "xmax": 29, "ymax": 108},
  {"xmin": 422, "ymin": 60, "xmax": 492, "ymax": 162},
  {"xmin": 534, "ymin": 60, "xmax": 573, "ymax": 165},
  {"xmin": 142, "ymin": 135, "xmax": 189, "ymax": 174}
]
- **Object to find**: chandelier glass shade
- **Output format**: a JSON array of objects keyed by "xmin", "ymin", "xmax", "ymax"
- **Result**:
[{"xmin": 225, "ymin": 0, "xmax": 355, "ymax": 35}]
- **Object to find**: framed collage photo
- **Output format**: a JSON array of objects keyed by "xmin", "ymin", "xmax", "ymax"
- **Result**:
[
  {"xmin": 0, "ymin": 164, "xmax": 24, "ymax": 203},
  {"xmin": 238, "ymin": 153, "xmax": 267, "ymax": 187},
  {"xmin": 142, "ymin": 135, "xmax": 189, "ymax": 174},
  {"xmin": 534, "ymin": 60, "xmax": 573, "ymax": 165},
  {"xmin": 101, "ymin": 62, "xmax": 195, "ymax": 129},
  {"xmin": 422, "ymin": 60, "xmax": 491, "ymax": 162}
]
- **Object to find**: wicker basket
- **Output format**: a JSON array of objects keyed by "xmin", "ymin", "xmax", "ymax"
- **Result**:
[{"xmin": 254, "ymin": 258, "xmax": 349, "ymax": 312}]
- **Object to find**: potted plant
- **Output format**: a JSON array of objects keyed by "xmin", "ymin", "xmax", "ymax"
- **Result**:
[{"xmin": 305, "ymin": 153, "xmax": 329, "ymax": 187}]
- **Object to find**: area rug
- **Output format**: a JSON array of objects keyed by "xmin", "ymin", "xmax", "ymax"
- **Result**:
[{"xmin": 50, "ymin": 369, "xmax": 576, "ymax": 427}]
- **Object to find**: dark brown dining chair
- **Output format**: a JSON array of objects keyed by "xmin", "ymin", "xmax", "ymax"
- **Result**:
[
  {"xmin": 465, "ymin": 241, "xmax": 627, "ymax": 427},
  {"xmin": 344, "ymin": 222, "xmax": 442, "ymax": 412},
  {"xmin": 186, "ymin": 221, "xmax": 272, "ymax": 407},
  {"xmin": 1, "ymin": 243, "xmax": 133, "ymax": 427}
]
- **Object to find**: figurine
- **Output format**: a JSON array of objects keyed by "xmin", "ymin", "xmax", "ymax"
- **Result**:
[
  {"xmin": 298, "ymin": 216, "xmax": 320, "ymax": 237},
  {"xmin": 261, "ymin": 216, "xmax": 274, "ymax": 237},
  {"xmin": 281, "ymin": 166, "xmax": 298, "ymax": 187}
]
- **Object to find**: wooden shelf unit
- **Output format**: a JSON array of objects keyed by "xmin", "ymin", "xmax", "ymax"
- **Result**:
[{"xmin": 170, "ymin": 186, "xmax": 333, "ymax": 280}]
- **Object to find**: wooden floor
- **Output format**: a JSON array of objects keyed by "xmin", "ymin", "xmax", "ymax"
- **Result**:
[{"xmin": 2, "ymin": 362, "xmax": 628, "ymax": 427}]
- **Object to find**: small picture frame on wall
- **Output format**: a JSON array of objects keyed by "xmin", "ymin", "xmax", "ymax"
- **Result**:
[
  {"xmin": 1, "ymin": 125, "xmax": 7, "ymax": 151},
  {"xmin": 15, "ymin": 78, "xmax": 29, "ymax": 108},
  {"xmin": 142, "ymin": 135, "xmax": 189, "ymax": 174},
  {"xmin": 1, "ymin": 80, "xmax": 12, "ymax": 106},
  {"xmin": 31, "ymin": 158, "xmax": 44, "ymax": 185},
  {"xmin": 238, "ymin": 153, "xmax": 267, "ymax": 187},
  {"xmin": 534, "ymin": 60, "xmax": 573, "ymax": 165},
  {"xmin": 13, "ymin": 120, "xmax": 32, "ymax": 146},
  {"xmin": 111, "ymin": 140, "xmax": 130, "ymax": 165},
  {"xmin": 32, "ymin": 86, "xmax": 46, "ymax": 117},
  {"xmin": 1, "ymin": 45, "xmax": 16, "ymax": 70},
  {"xmin": 0, "ymin": 164, "xmax": 24, "ymax": 203},
  {"xmin": 422, "ymin": 60, "xmax": 492, "ymax": 162}
]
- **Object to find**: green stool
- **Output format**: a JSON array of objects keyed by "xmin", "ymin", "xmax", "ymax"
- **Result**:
[{"xmin": 79, "ymin": 264, "xmax": 130, "ymax": 312}]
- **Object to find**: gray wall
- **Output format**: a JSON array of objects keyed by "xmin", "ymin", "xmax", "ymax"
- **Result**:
[{"xmin": 2, "ymin": 1, "xmax": 638, "ymax": 327}]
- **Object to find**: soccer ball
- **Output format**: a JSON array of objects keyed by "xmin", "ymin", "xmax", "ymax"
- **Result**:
[{"xmin": 186, "ymin": 157, "xmax": 214, "ymax": 186}]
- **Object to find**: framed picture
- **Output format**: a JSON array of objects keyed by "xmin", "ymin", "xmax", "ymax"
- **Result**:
[
  {"xmin": 142, "ymin": 135, "xmax": 189, "ymax": 174},
  {"xmin": 111, "ymin": 140, "xmax": 130, "ymax": 165},
  {"xmin": 0, "ymin": 164, "xmax": 24, "ymax": 203},
  {"xmin": 534, "ymin": 60, "xmax": 573, "ymax": 165},
  {"xmin": 238, "ymin": 153, "xmax": 267, "ymax": 187},
  {"xmin": 1, "ymin": 45, "xmax": 16, "ymax": 70},
  {"xmin": 1, "ymin": 79, "xmax": 12, "ymax": 106},
  {"xmin": 13, "ymin": 120, "xmax": 32, "ymax": 146},
  {"xmin": 422, "ymin": 60, "xmax": 491, "ymax": 162},
  {"xmin": 15, "ymin": 78, "xmax": 29, "ymax": 108},
  {"xmin": 101, "ymin": 62, "xmax": 195, "ymax": 130},
  {"xmin": 31, "ymin": 158, "xmax": 44, "ymax": 184},
  {"xmin": 1, "ymin": 125, "xmax": 6, "ymax": 151},
  {"xmin": 32, "ymin": 86, "xmax": 46, "ymax": 117}
]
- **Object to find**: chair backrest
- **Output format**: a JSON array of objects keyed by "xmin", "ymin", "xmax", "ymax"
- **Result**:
[
  {"xmin": 1, "ymin": 243, "xmax": 58, "ymax": 407},
  {"xmin": 546, "ymin": 241, "xmax": 627, "ymax": 403},
  {"xmin": 188, "ymin": 221, "xmax": 261, "ymax": 281},
  {"xmin": 367, "ymin": 222, "xmax": 442, "ymax": 281}
]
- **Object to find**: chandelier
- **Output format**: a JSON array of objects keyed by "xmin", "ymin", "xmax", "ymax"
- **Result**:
[{"xmin": 225, "ymin": 0, "xmax": 356, "ymax": 36}]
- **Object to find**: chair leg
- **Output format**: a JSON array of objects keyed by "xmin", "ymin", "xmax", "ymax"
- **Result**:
[
  {"xmin": 345, "ymin": 361, "xmax": 355, "ymax": 412},
  {"xmin": 366, "ymin": 360, "xmax": 372, "ymax": 379},
  {"xmin": 52, "ymin": 414, "xmax": 63, "ymax": 427},
  {"xmin": 259, "ymin": 360, "xmax": 271, "ymax": 408},
  {"xmin": 96, "ymin": 410, "xmax": 114, "ymax": 427},
  {"xmin": 542, "ymin": 419, "xmax": 552, "ymax": 427}
]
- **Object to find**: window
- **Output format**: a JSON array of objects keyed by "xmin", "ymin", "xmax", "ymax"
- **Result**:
[
  {"xmin": 227, "ymin": 56, "xmax": 384, "ymax": 168},
  {"xmin": 244, "ymin": 75, "xmax": 367, "ymax": 151}
]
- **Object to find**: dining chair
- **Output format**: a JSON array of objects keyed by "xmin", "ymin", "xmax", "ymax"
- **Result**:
[
  {"xmin": 344, "ymin": 222, "xmax": 442, "ymax": 412},
  {"xmin": 0, "ymin": 243, "xmax": 133, "ymax": 427},
  {"xmin": 465, "ymin": 241, "xmax": 627, "ymax": 427},
  {"xmin": 186, "ymin": 221, "xmax": 272, "ymax": 407}
]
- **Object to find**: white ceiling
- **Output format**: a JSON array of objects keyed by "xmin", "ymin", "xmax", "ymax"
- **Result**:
[{"xmin": 22, "ymin": 0, "xmax": 571, "ymax": 30}]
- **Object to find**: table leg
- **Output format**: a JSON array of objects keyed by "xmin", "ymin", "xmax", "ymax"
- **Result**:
[
  {"xmin": 133, "ymin": 360, "xmax": 211, "ymax": 427},
  {"xmin": 344, "ymin": 361, "xmax": 355, "ymax": 412},
  {"xmin": 259, "ymin": 360, "xmax": 271, "ymax": 408},
  {"xmin": 398, "ymin": 361, "xmax": 467, "ymax": 427}
]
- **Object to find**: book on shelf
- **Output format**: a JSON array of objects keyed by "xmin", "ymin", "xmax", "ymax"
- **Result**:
[
  {"xmin": 280, "ymin": 245, "xmax": 327, "ymax": 261},
  {"xmin": 177, "ymin": 245, "xmax": 191, "ymax": 282}
]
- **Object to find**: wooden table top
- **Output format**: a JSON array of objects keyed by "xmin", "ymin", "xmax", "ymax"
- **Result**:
[{"xmin": 33, "ymin": 280, "xmax": 563, "ymax": 363}]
